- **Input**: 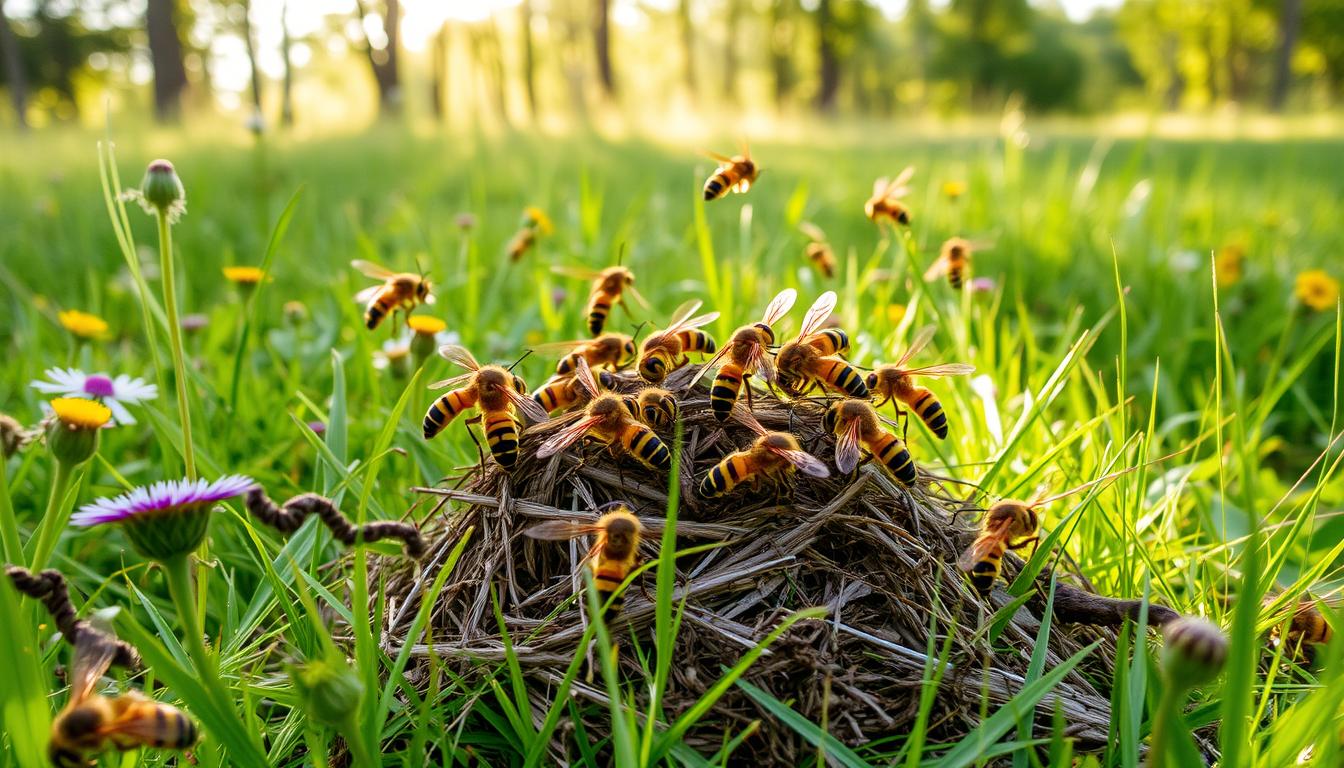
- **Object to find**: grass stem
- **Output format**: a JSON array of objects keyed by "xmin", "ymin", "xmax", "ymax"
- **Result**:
[
  {"xmin": 27, "ymin": 459, "xmax": 75, "ymax": 571},
  {"xmin": 158, "ymin": 211, "xmax": 196, "ymax": 481}
]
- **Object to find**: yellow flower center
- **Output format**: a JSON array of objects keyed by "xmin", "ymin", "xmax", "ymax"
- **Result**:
[
  {"xmin": 407, "ymin": 315, "xmax": 447, "ymax": 336},
  {"xmin": 58, "ymin": 310, "xmax": 108, "ymax": 339},
  {"xmin": 942, "ymin": 181, "xmax": 966, "ymax": 199},
  {"xmin": 50, "ymin": 398, "xmax": 112, "ymax": 430},
  {"xmin": 882, "ymin": 304, "xmax": 907, "ymax": 325},
  {"xmin": 223, "ymin": 266, "xmax": 267, "ymax": 285}
]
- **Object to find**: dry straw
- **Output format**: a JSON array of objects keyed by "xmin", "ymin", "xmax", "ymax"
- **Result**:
[{"xmin": 373, "ymin": 367, "xmax": 1179, "ymax": 762}]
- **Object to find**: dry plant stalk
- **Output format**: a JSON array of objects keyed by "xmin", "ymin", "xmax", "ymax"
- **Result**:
[{"xmin": 373, "ymin": 367, "xmax": 1176, "ymax": 762}]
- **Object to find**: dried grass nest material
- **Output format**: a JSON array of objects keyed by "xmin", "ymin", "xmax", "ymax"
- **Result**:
[{"xmin": 375, "ymin": 366, "xmax": 1179, "ymax": 764}]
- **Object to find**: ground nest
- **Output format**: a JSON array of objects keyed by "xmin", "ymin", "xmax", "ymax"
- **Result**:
[{"xmin": 374, "ymin": 366, "xmax": 1175, "ymax": 764}]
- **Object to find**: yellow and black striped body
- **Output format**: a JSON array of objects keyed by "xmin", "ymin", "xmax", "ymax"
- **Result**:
[
  {"xmin": 806, "ymin": 242, "xmax": 836, "ymax": 278},
  {"xmin": 589, "ymin": 512, "xmax": 640, "ymax": 619},
  {"xmin": 807, "ymin": 329, "xmax": 849, "ymax": 357},
  {"xmin": 703, "ymin": 158, "xmax": 758, "ymax": 201},
  {"xmin": 50, "ymin": 694, "xmax": 199, "ymax": 767},
  {"xmin": 482, "ymin": 410, "xmax": 522, "ymax": 468},
  {"xmin": 507, "ymin": 228, "xmax": 536, "ymax": 262},
  {"xmin": 675, "ymin": 329, "xmax": 716, "ymax": 355},
  {"xmin": 629, "ymin": 389, "xmax": 678, "ymax": 430},
  {"xmin": 964, "ymin": 538, "xmax": 1005, "ymax": 596},
  {"xmin": 698, "ymin": 453, "xmax": 762, "ymax": 498},
  {"xmin": 710, "ymin": 363, "xmax": 746, "ymax": 422},
  {"xmin": 947, "ymin": 266, "xmax": 965, "ymax": 289},
  {"xmin": 364, "ymin": 287, "xmax": 406, "ymax": 330},
  {"xmin": 423, "ymin": 388, "xmax": 478, "ymax": 439},
  {"xmin": 814, "ymin": 358, "xmax": 869, "ymax": 398},
  {"xmin": 587, "ymin": 291, "xmax": 615, "ymax": 336},
  {"xmin": 536, "ymin": 371, "xmax": 616, "ymax": 414},
  {"xmin": 639, "ymin": 330, "xmax": 717, "ymax": 384},
  {"xmin": 907, "ymin": 386, "xmax": 948, "ymax": 439},
  {"xmin": 555, "ymin": 335, "xmax": 636, "ymax": 376},
  {"xmin": 865, "ymin": 431, "xmax": 917, "ymax": 485},
  {"xmin": 617, "ymin": 423, "xmax": 672, "ymax": 471},
  {"xmin": 363, "ymin": 276, "xmax": 429, "ymax": 330}
]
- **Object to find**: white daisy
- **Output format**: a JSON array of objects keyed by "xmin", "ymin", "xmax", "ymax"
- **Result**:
[{"xmin": 31, "ymin": 368, "xmax": 158, "ymax": 425}]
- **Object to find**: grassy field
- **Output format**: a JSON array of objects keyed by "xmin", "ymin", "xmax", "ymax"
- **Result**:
[{"xmin": 1, "ymin": 121, "xmax": 1343, "ymax": 766}]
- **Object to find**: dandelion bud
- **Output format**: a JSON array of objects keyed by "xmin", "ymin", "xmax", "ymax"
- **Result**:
[
  {"xmin": 283, "ymin": 301, "xmax": 307, "ymax": 326},
  {"xmin": 1161, "ymin": 616, "xmax": 1228, "ymax": 691},
  {"xmin": 140, "ymin": 159, "xmax": 185, "ymax": 215},
  {"xmin": 290, "ymin": 655, "xmax": 364, "ymax": 729},
  {"xmin": 46, "ymin": 398, "xmax": 109, "ymax": 466}
]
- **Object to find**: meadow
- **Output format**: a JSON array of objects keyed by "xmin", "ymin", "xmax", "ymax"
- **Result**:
[{"xmin": 1, "ymin": 120, "xmax": 1343, "ymax": 766}]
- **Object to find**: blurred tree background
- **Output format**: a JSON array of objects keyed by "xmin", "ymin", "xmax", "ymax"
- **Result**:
[{"xmin": 2, "ymin": 0, "xmax": 1343, "ymax": 132}]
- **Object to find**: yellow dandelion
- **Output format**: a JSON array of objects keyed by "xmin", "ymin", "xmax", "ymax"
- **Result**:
[
  {"xmin": 58, "ymin": 310, "xmax": 109, "ymax": 340},
  {"xmin": 1214, "ymin": 245, "xmax": 1243, "ymax": 288},
  {"xmin": 881, "ymin": 304, "xmax": 907, "ymax": 326},
  {"xmin": 407, "ymin": 315, "xmax": 447, "ymax": 337},
  {"xmin": 524, "ymin": 330, "xmax": 546, "ymax": 347},
  {"xmin": 50, "ymin": 398, "xmax": 112, "ymax": 430},
  {"xmin": 1295, "ymin": 270, "xmax": 1340, "ymax": 312},
  {"xmin": 942, "ymin": 181, "xmax": 966, "ymax": 200},
  {"xmin": 524, "ymin": 206, "xmax": 554, "ymax": 235},
  {"xmin": 223, "ymin": 266, "xmax": 267, "ymax": 286}
]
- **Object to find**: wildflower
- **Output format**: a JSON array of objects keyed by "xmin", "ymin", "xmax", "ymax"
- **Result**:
[
  {"xmin": 942, "ymin": 180, "xmax": 966, "ymax": 200},
  {"xmin": 283, "ymin": 301, "xmax": 307, "ymax": 325},
  {"xmin": 31, "ymin": 368, "xmax": 157, "ymax": 425},
  {"xmin": 1295, "ymin": 270, "xmax": 1339, "ymax": 312},
  {"xmin": 58, "ymin": 310, "xmax": 109, "ymax": 340},
  {"xmin": 373, "ymin": 334, "xmax": 412, "ymax": 379},
  {"xmin": 46, "ymin": 398, "xmax": 111, "ymax": 466},
  {"xmin": 71, "ymin": 475, "xmax": 253, "ymax": 560},
  {"xmin": 552, "ymin": 287, "xmax": 569, "ymax": 309},
  {"xmin": 180, "ymin": 313, "xmax": 209, "ymax": 334},
  {"xmin": 307, "ymin": 421, "xmax": 326, "ymax": 436},
  {"xmin": 130, "ymin": 159, "xmax": 186, "ymax": 222},
  {"xmin": 880, "ymin": 304, "xmax": 907, "ymax": 326},
  {"xmin": 222, "ymin": 266, "xmax": 267, "ymax": 288},
  {"xmin": 1, "ymin": 413, "xmax": 31, "ymax": 458},
  {"xmin": 969, "ymin": 277, "xmax": 996, "ymax": 294},
  {"xmin": 1161, "ymin": 616, "xmax": 1227, "ymax": 691},
  {"xmin": 1169, "ymin": 249, "xmax": 1200, "ymax": 274},
  {"xmin": 522, "ymin": 206, "xmax": 554, "ymax": 235},
  {"xmin": 407, "ymin": 315, "xmax": 449, "ymax": 367},
  {"xmin": 289, "ymin": 654, "xmax": 365, "ymax": 729},
  {"xmin": 455, "ymin": 212, "xmax": 477, "ymax": 231},
  {"xmin": 1214, "ymin": 245, "xmax": 1243, "ymax": 287}
]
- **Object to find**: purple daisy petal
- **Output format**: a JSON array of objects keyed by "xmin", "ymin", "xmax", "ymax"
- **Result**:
[{"xmin": 71, "ymin": 474, "xmax": 255, "ymax": 527}]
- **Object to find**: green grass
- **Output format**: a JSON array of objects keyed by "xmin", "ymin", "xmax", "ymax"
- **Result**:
[{"xmin": 1, "ymin": 119, "xmax": 1342, "ymax": 766}]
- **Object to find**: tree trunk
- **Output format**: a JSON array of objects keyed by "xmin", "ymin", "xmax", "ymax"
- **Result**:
[
  {"xmin": 769, "ymin": 0, "xmax": 794, "ymax": 111},
  {"xmin": 431, "ymin": 22, "xmax": 448, "ymax": 122},
  {"xmin": 242, "ymin": 0, "xmax": 263, "ymax": 117},
  {"xmin": 146, "ymin": 0, "xmax": 188, "ymax": 121},
  {"xmin": 0, "ymin": 0, "xmax": 29, "ymax": 130},
  {"xmin": 679, "ymin": 0, "xmax": 696, "ymax": 97},
  {"xmin": 722, "ymin": 0, "xmax": 740, "ymax": 100},
  {"xmin": 1271, "ymin": 0, "xmax": 1302, "ymax": 111},
  {"xmin": 354, "ymin": 0, "xmax": 401, "ymax": 116},
  {"xmin": 815, "ymin": 0, "xmax": 839, "ymax": 112},
  {"xmin": 521, "ymin": 0, "xmax": 537, "ymax": 119},
  {"xmin": 487, "ymin": 19, "xmax": 510, "ymax": 126},
  {"xmin": 593, "ymin": 0, "xmax": 615, "ymax": 96},
  {"xmin": 280, "ymin": 0, "xmax": 294, "ymax": 126}
]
